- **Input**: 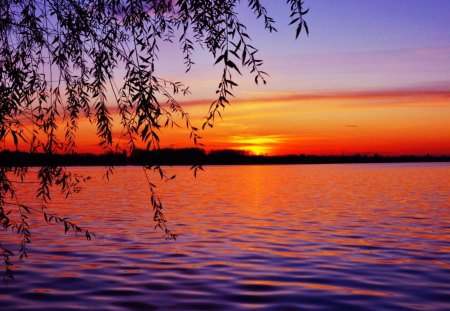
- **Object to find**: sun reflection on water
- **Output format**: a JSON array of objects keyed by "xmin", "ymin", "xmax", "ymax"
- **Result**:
[{"xmin": 2, "ymin": 163, "xmax": 450, "ymax": 310}]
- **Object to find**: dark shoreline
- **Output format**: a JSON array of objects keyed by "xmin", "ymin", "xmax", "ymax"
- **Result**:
[{"xmin": 1, "ymin": 148, "xmax": 449, "ymax": 167}]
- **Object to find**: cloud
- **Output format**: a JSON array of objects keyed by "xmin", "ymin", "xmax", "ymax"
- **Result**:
[{"xmin": 173, "ymin": 88, "xmax": 450, "ymax": 112}]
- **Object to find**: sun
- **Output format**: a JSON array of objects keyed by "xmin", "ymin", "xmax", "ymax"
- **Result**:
[
  {"xmin": 230, "ymin": 136, "xmax": 283, "ymax": 156},
  {"xmin": 238, "ymin": 145, "xmax": 271, "ymax": 156}
]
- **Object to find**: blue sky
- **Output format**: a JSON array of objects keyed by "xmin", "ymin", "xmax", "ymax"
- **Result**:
[{"xmin": 154, "ymin": 0, "xmax": 450, "ymax": 97}]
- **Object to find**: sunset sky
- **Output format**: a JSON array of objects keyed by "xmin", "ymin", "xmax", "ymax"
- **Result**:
[{"xmin": 74, "ymin": 1, "xmax": 450, "ymax": 155}]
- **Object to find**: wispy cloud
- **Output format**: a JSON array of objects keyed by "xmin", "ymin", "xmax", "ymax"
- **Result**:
[{"xmin": 176, "ymin": 88, "xmax": 450, "ymax": 111}]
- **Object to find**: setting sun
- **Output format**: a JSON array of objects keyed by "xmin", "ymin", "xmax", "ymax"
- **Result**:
[
  {"xmin": 229, "ymin": 136, "xmax": 285, "ymax": 155},
  {"xmin": 237, "ymin": 145, "xmax": 270, "ymax": 155}
]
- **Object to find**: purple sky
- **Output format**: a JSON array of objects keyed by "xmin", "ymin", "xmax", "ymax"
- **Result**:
[{"xmin": 154, "ymin": 0, "xmax": 450, "ymax": 98}]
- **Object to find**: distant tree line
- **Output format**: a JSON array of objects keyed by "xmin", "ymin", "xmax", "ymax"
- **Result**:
[{"xmin": 1, "ymin": 149, "xmax": 448, "ymax": 167}]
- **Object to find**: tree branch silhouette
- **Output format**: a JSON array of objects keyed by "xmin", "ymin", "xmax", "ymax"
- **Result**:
[{"xmin": 0, "ymin": 0, "xmax": 309, "ymax": 280}]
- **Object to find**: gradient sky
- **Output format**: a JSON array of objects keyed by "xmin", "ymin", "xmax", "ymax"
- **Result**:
[{"xmin": 76, "ymin": 0, "xmax": 450, "ymax": 155}]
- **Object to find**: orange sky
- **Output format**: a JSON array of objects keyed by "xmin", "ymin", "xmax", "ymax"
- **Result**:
[{"xmin": 63, "ymin": 89, "xmax": 450, "ymax": 156}]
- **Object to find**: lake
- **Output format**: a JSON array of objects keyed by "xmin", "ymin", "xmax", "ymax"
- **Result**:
[{"xmin": 1, "ymin": 163, "xmax": 450, "ymax": 310}]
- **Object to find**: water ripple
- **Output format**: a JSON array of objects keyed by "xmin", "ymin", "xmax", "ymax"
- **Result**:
[{"xmin": 3, "ymin": 163, "xmax": 450, "ymax": 310}]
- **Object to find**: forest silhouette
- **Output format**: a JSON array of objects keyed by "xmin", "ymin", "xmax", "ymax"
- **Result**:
[{"xmin": 1, "ymin": 149, "xmax": 448, "ymax": 167}]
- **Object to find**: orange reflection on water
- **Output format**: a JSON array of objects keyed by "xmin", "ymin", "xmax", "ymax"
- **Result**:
[{"xmin": 4, "ymin": 163, "xmax": 450, "ymax": 309}]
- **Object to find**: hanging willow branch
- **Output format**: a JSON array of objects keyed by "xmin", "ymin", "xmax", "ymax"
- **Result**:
[{"xmin": 0, "ymin": 0, "xmax": 309, "ymax": 279}]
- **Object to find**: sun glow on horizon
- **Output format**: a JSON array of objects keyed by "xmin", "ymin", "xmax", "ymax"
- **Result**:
[
  {"xmin": 2, "ymin": 90, "xmax": 449, "ymax": 156},
  {"xmin": 236, "ymin": 145, "xmax": 271, "ymax": 156},
  {"xmin": 228, "ymin": 135, "xmax": 289, "ymax": 155}
]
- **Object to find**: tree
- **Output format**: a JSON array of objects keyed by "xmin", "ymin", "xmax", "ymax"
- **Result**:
[{"xmin": 0, "ymin": 0, "xmax": 309, "ymax": 280}]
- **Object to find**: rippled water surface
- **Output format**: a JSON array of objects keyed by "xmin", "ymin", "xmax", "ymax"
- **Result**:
[{"xmin": 2, "ymin": 163, "xmax": 450, "ymax": 310}]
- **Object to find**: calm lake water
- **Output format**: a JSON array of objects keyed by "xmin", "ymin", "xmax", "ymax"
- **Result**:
[{"xmin": 1, "ymin": 163, "xmax": 450, "ymax": 310}]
